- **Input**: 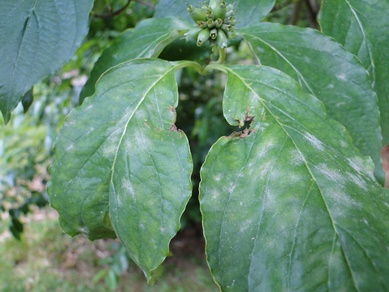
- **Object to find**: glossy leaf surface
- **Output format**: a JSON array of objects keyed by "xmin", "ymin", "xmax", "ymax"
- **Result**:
[
  {"xmin": 319, "ymin": 0, "xmax": 389, "ymax": 145},
  {"xmin": 240, "ymin": 23, "xmax": 384, "ymax": 183},
  {"xmin": 80, "ymin": 17, "xmax": 191, "ymax": 101},
  {"xmin": 155, "ymin": 0, "xmax": 275, "ymax": 27},
  {"xmin": 49, "ymin": 59, "xmax": 193, "ymax": 281},
  {"xmin": 200, "ymin": 65, "xmax": 389, "ymax": 291},
  {"xmin": 0, "ymin": 0, "xmax": 93, "ymax": 122}
]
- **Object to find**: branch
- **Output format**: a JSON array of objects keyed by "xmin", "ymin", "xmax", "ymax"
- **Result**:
[
  {"xmin": 271, "ymin": 0, "xmax": 293, "ymax": 13},
  {"xmin": 93, "ymin": 0, "xmax": 131, "ymax": 19},
  {"xmin": 304, "ymin": 0, "xmax": 319, "ymax": 28},
  {"xmin": 290, "ymin": 0, "xmax": 303, "ymax": 25},
  {"xmin": 134, "ymin": 0, "xmax": 155, "ymax": 9}
]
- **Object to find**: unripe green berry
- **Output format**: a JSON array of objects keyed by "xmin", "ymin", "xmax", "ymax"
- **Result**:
[
  {"xmin": 221, "ymin": 23, "xmax": 233, "ymax": 32},
  {"xmin": 209, "ymin": 0, "xmax": 219, "ymax": 10},
  {"xmin": 197, "ymin": 21, "xmax": 207, "ymax": 28},
  {"xmin": 207, "ymin": 18, "xmax": 215, "ymax": 28},
  {"xmin": 187, "ymin": 4, "xmax": 208, "ymax": 22},
  {"xmin": 185, "ymin": 26, "xmax": 203, "ymax": 42},
  {"xmin": 210, "ymin": 28, "xmax": 218, "ymax": 40},
  {"xmin": 216, "ymin": 29, "xmax": 228, "ymax": 48},
  {"xmin": 197, "ymin": 28, "xmax": 210, "ymax": 46},
  {"xmin": 215, "ymin": 18, "xmax": 223, "ymax": 28},
  {"xmin": 225, "ymin": 16, "xmax": 236, "ymax": 24},
  {"xmin": 213, "ymin": 2, "xmax": 227, "ymax": 19},
  {"xmin": 226, "ymin": 4, "xmax": 234, "ymax": 12}
]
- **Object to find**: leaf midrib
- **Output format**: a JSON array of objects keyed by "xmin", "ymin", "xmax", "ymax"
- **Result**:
[{"xmin": 110, "ymin": 62, "xmax": 176, "ymax": 225}]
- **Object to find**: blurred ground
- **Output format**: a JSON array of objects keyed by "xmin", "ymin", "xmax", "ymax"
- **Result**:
[{"xmin": 0, "ymin": 208, "xmax": 217, "ymax": 292}]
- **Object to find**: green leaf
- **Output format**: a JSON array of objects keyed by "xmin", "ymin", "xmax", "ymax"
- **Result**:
[
  {"xmin": 155, "ymin": 0, "xmax": 275, "ymax": 27},
  {"xmin": 21, "ymin": 87, "xmax": 34, "ymax": 113},
  {"xmin": 80, "ymin": 17, "xmax": 191, "ymax": 102},
  {"xmin": 154, "ymin": 0, "xmax": 187, "ymax": 19},
  {"xmin": 319, "ymin": 0, "xmax": 389, "ymax": 145},
  {"xmin": 0, "ymin": 0, "xmax": 93, "ymax": 123},
  {"xmin": 200, "ymin": 64, "xmax": 389, "ymax": 291},
  {"xmin": 239, "ymin": 23, "xmax": 384, "ymax": 183},
  {"xmin": 49, "ymin": 59, "xmax": 193, "ymax": 280},
  {"xmin": 234, "ymin": 0, "xmax": 275, "ymax": 27}
]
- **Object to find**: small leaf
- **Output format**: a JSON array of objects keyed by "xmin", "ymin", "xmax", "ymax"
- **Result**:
[
  {"xmin": 319, "ymin": 0, "xmax": 389, "ymax": 145},
  {"xmin": 200, "ymin": 65, "xmax": 389, "ymax": 291},
  {"xmin": 22, "ymin": 87, "xmax": 34, "ymax": 113},
  {"xmin": 49, "ymin": 59, "xmax": 193, "ymax": 281},
  {"xmin": 0, "ymin": 0, "xmax": 93, "ymax": 122},
  {"xmin": 80, "ymin": 17, "xmax": 191, "ymax": 101},
  {"xmin": 240, "ymin": 23, "xmax": 384, "ymax": 183}
]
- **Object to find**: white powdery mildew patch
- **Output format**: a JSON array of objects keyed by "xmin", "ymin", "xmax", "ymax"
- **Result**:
[
  {"xmin": 122, "ymin": 179, "xmax": 136, "ymax": 200},
  {"xmin": 66, "ymin": 143, "xmax": 75, "ymax": 151},
  {"xmin": 303, "ymin": 132, "xmax": 325, "ymax": 151},
  {"xmin": 227, "ymin": 182, "xmax": 236, "ymax": 195},
  {"xmin": 336, "ymin": 73, "xmax": 348, "ymax": 81},
  {"xmin": 347, "ymin": 171, "xmax": 368, "ymax": 191},
  {"xmin": 211, "ymin": 189, "xmax": 220, "ymax": 200},
  {"xmin": 289, "ymin": 149, "xmax": 305, "ymax": 166},
  {"xmin": 85, "ymin": 126, "xmax": 95, "ymax": 136},
  {"xmin": 347, "ymin": 157, "xmax": 375, "ymax": 180},
  {"xmin": 214, "ymin": 174, "xmax": 222, "ymax": 182},
  {"xmin": 102, "ymin": 142, "xmax": 117, "ymax": 157},
  {"xmin": 258, "ymin": 161, "xmax": 272, "ymax": 177},
  {"xmin": 317, "ymin": 163, "xmax": 344, "ymax": 182},
  {"xmin": 239, "ymin": 219, "xmax": 253, "ymax": 233},
  {"xmin": 329, "ymin": 189, "xmax": 361, "ymax": 212},
  {"xmin": 255, "ymin": 137, "xmax": 276, "ymax": 160},
  {"xmin": 127, "ymin": 129, "xmax": 152, "ymax": 151}
]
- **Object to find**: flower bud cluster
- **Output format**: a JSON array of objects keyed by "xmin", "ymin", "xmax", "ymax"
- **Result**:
[{"xmin": 185, "ymin": 0, "xmax": 235, "ymax": 49}]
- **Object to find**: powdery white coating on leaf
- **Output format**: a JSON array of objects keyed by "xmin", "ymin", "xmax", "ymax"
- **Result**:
[
  {"xmin": 336, "ymin": 73, "xmax": 348, "ymax": 81},
  {"xmin": 317, "ymin": 163, "xmax": 345, "ymax": 182},
  {"xmin": 122, "ymin": 179, "xmax": 136, "ymax": 199},
  {"xmin": 346, "ymin": 172, "xmax": 368, "ymax": 191},
  {"xmin": 103, "ymin": 142, "xmax": 117, "ymax": 157},
  {"xmin": 289, "ymin": 149, "xmax": 305, "ymax": 166},
  {"xmin": 303, "ymin": 132, "xmax": 325, "ymax": 151}
]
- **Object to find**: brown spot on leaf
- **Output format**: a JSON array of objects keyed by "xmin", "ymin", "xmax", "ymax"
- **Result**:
[
  {"xmin": 228, "ymin": 128, "xmax": 255, "ymax": 139},
  {"xmin": 229, "ymin": 109, "xmax": 256, "ymax": 138},
  {"xmin": 170, "ymin": 123, "xmax": 178, "ymax": 132}
]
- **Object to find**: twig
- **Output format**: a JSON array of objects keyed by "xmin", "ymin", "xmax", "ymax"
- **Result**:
[
  {"xmin": 93, "ymin": 0, "xmax": 132, "ymax": 19},
  {"xmin": 271, "ymin": 0, "xmax": 293, "ymax": 13},
  {"xmin": 134, "ymin": 0, "xmax": 155, "ymax": 9},
  {"xmin": 290, "ymin": 0, "xmax": 303, "ymax": 25},
  {"xmin": 304, "ymin": 0, "xmax": 318, "ymax": 28}
]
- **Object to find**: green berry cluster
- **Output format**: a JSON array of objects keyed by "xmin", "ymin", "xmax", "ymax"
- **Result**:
[{"xmin": 185, "ymin": 0, "xmax": 235, "ymax": 48}]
